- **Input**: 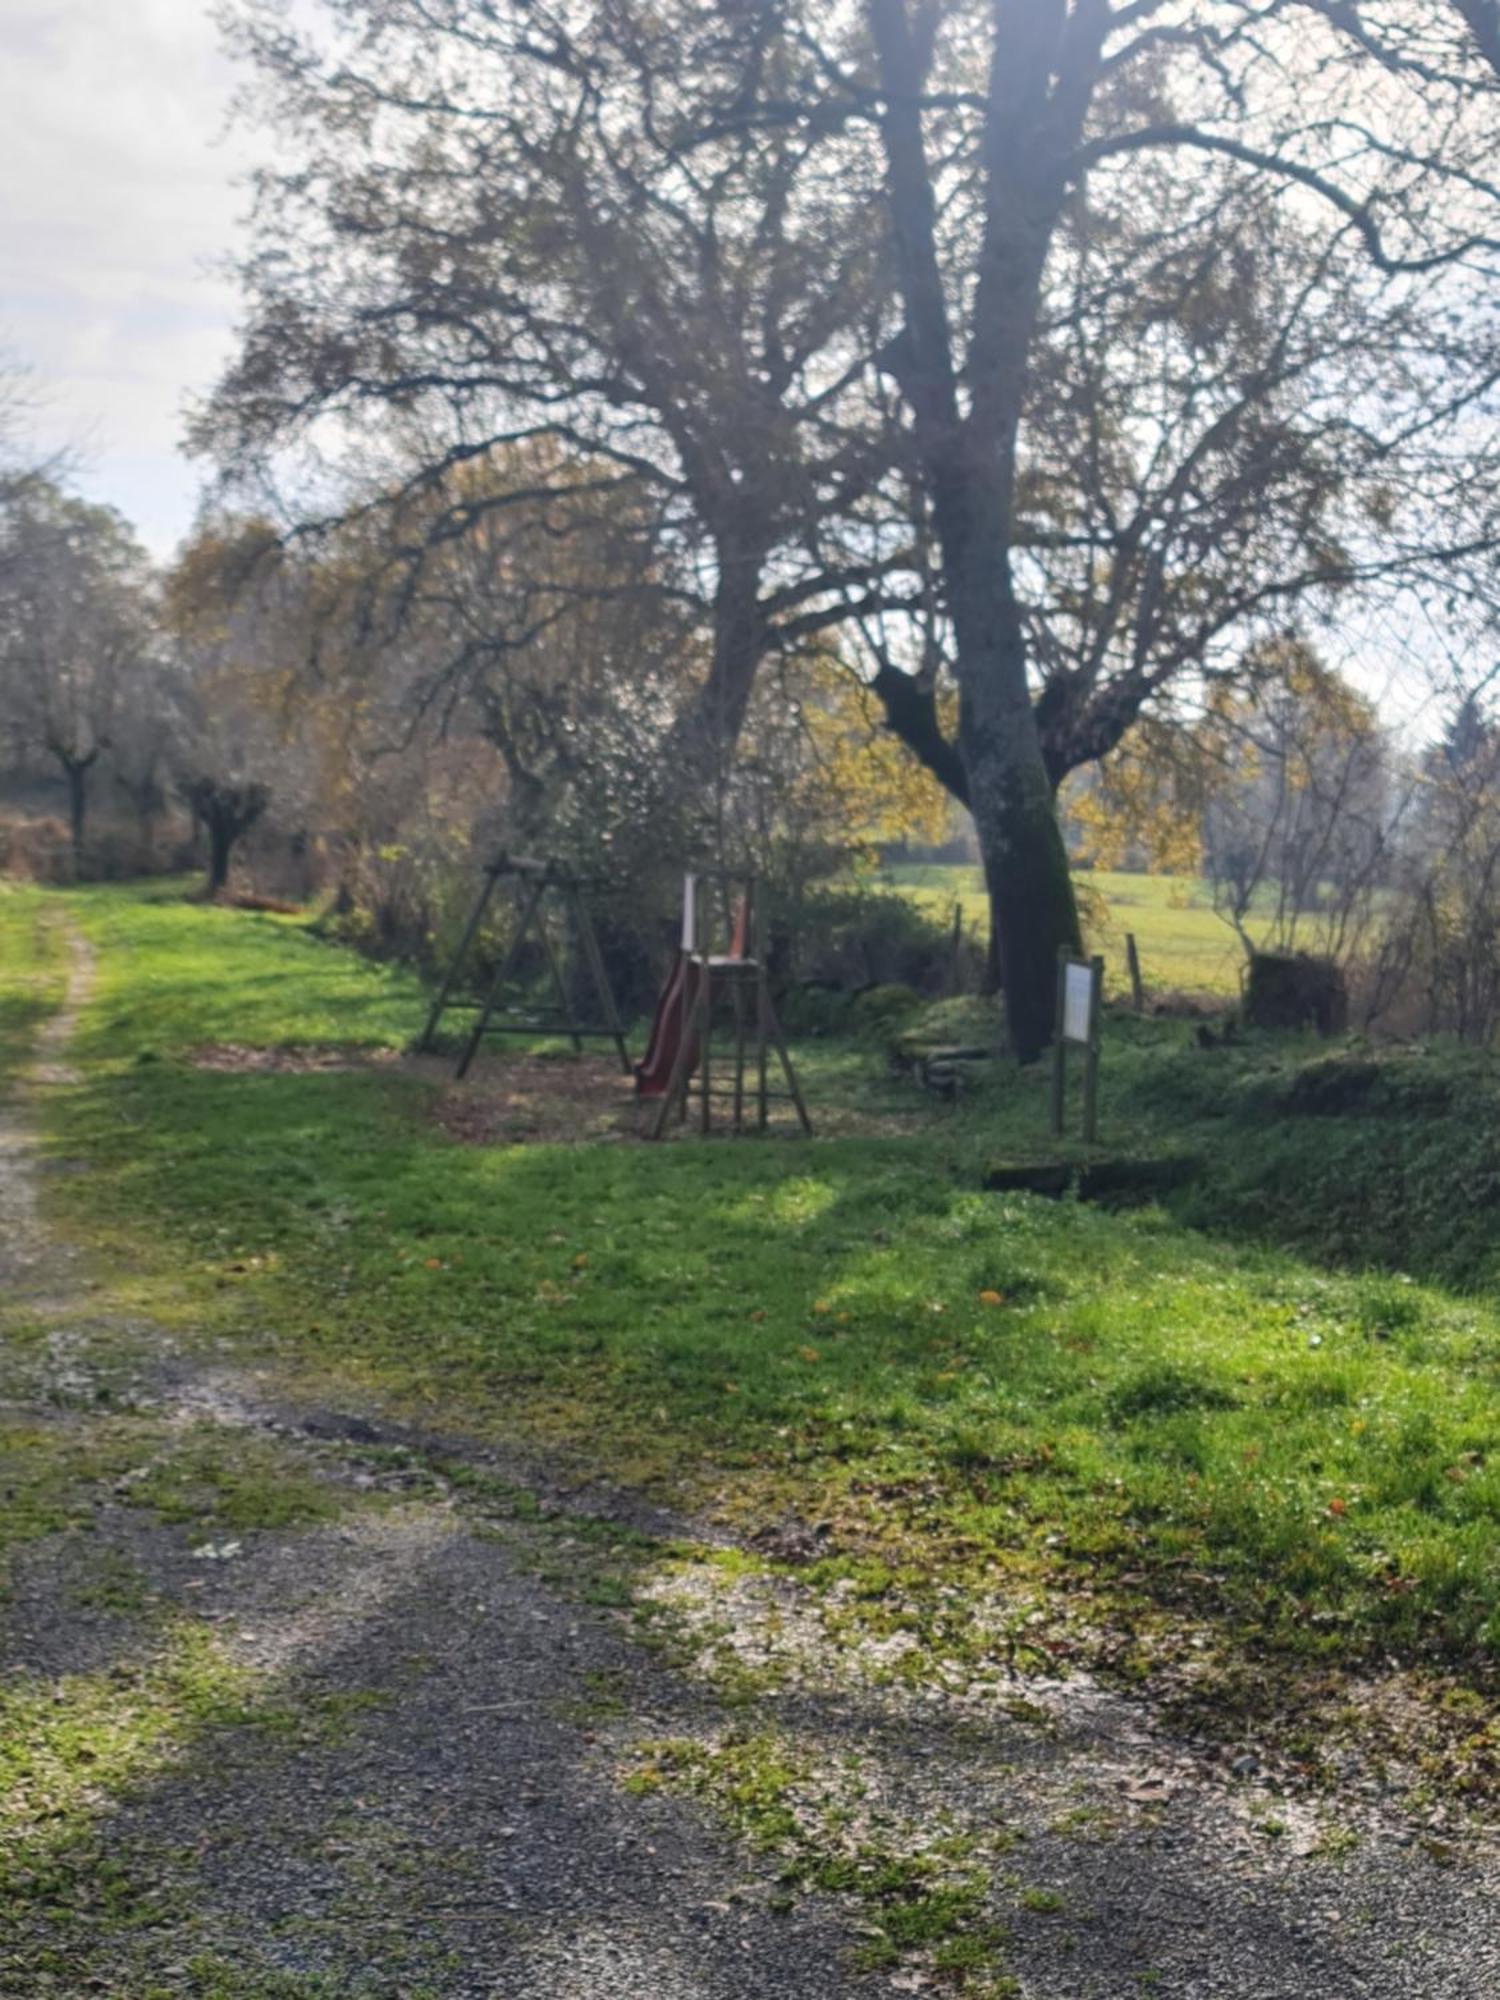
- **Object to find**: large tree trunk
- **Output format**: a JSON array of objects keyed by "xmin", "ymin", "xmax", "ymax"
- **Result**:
[
  {"xmin": 868, "ymin": 0, "xmax": 1097, "ymax": 1058},
  {"xmin": 666, "ymin": 536, "xmax": 769, "ymax": 798},
  {"xmin": 950, "ymin": 551, "xmax": 1080, "ymax": 1056}
]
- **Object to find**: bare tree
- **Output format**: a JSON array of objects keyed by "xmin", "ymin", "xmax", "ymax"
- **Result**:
[
  {"xmin": 834, "ymin": 0, "xmax": 1500, "ymax": 1052},
  {"xmin": 0, "ymin": 479, "xmax": 156, "ymax": 864},
  {"xmin": 1201, "ymin": 645, "xmax": 1401, "ymax": 965},
  {"xmin": 198, "ymin": 1, "xmax": 915, "ymax": 792},
  {"xmin": 164, "ymin": 522, "xmax": 314, "ymax": 896}
]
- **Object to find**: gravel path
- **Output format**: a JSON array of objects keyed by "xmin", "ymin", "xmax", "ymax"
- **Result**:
[{"xmin": 2, "ymin": 924, "xmax": 1497, "ymax": 1998}]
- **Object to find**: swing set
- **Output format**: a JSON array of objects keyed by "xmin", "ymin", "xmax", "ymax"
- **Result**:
[{"xmin": 416, "ymin": 854, "xmax": 631, "ymax": 1080}]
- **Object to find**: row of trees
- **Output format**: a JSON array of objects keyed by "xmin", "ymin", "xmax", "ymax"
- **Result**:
[
  {"xmin": 195, "ymin": 0, "xmax": 1500, "ymax": 1053},
  {"xmin": 10, "ymin": 357, "xmax": 1500, "ymax": 1044},
  {"xmin": 0, "ymin": 376, "xmax": 952, "ymax": 917}
]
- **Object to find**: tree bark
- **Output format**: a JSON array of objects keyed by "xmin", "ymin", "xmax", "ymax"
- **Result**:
[
  {"xmin": 665, "ymin": 534, "xmax": 771, "ymax": 795},
  {"xmin": 205, "ymin": 812, "xmax": 235, "ymax": 898},
  {"xmin": 868, "ymin": 0, "xmax": 1088, "ymax": 1059},
  {"xmin": 57, "ymin": 751, "xmax": 98, "ymax": 872},
  {"xmin": 952, "ymin": 565, "xmax": 1080, "ymax": 1052}
]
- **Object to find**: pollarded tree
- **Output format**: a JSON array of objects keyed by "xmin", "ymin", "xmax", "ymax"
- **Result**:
[
  {"xmin": 0, "ymin": 479, "xmax": 156, "ymax": 864},
  {"xmin": 164, "ymin": 522, "xmax": 316, "ymax": 896}
]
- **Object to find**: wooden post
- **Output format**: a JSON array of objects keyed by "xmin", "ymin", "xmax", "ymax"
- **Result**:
[
  {"xmin": 417, "ymin": 864, "xmax": 500, "ymax": 1052},
  {"xmin": 454, "ymin": 877, "xmax": 546, "ymax": 1080},
  {"xmin": 536, "ymin": 891, "xmax": 584, "ymax": 1054},
  {"xmin": 1125, "ymin": 931, "xmax": 1145, "ymax": 1013},
  {"xmin": 1050, "ymin": 947, "xmax": 1068, "ymax": 1137},
  {"xmin": 731, "ymin": 976, "xmax": 747, "ymax": 1135},
  {"xmin": 569, "ymin": 882, "xmax": 633, "ymax": 1075},
  {"xmin": 1082, "ymin": 954, "xmax": 1104, "ymax": 1145},
  {"xmin": 755, "ymin": 885, "xmax": 770, "ymax": 1132},
  {"xmin": 699, "ymin": 950, "xmax": 713, "ymax": 1135}
]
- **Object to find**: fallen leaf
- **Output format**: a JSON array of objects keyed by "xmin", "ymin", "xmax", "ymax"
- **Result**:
[{"xmin": 978, "ymin": 1289, "xmax": 1003, "ymax": 1307}]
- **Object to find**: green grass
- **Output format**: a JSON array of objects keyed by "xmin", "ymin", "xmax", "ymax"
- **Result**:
[
  {"xmin": 0, "ymin": 881, "xmax": 68, "ymax": 1083},
  {"xmin": 13, "ymin": 883, "xmax": 1500, "ymax": 1688},
  {"xmin": 66, "ymin": 878, "xmax": 422, "ymax": 1057},
  {"xmin": 882, "ymin": 863, "xmax": 1261, "ymax": 997}
]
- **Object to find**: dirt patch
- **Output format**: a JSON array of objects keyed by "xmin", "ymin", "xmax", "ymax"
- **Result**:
[
  {"xmin": 435, "ymin": 1053, "xmax": 645, "ymax": 1145},
  {"xmin": 433, "ymin": 1053, "xmax": 929, "ymax": 1146},
  {"xmin": 190, "ymin": 1041, "xmax": 408, "ymax": 1075}
]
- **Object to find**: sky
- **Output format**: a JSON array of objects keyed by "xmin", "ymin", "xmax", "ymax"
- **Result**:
[{"xmin": 0, "ymin": 2, "xmax": 252, "ymax": 559}]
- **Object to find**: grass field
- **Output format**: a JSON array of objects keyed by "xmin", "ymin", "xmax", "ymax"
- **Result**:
[
  {"xmin": 7, "ymin": 881, "xmax": 1500, "ymax": 1721},
  {"xmin": 883, "ymin": 863, "xmax": 1260, "ymax": 997}
]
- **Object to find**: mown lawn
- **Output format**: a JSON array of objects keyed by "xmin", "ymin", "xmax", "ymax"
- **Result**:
[
  {"xmin": 883, "ymin": 862, "xmax": 1263, "ymax": 997},
  {"xmin": 15, "ymin": 883, "xmax": 1500, "ymax": 1684}
]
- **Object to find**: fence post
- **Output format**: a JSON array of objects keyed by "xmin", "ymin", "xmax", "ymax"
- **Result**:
[{"xmin": 1125, "ymin": 931, "xmax": 1145, "ymax": 1012}]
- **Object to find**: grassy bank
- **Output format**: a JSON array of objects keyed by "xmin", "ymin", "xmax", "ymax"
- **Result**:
[
  {"xmin": 883, "ymin": 863, "xmax": 1258, "ymax": 997},
  {"xmin": 4, "ymin": 882, "xmax": 1493, "ymax": 1699}
]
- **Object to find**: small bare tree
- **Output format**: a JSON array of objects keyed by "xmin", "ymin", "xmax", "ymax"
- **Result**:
[
  {"xmin": 1375, "ymin": 695, "xmax": 1500, "ymax": 1041},
  {"xmin": 1202, "ymin": 646, "xmax": 1402, "ymax": 969},
  {"xmin": 0, "ymin": 479, "xmax": 156, "ymax": 865}
]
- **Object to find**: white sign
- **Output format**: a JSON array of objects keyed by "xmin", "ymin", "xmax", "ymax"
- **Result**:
[{"xmin": 1062, "ymin": 960, "xmax": 1096, "ymax": 1044}]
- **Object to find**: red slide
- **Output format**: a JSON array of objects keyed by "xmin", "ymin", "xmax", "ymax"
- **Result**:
[{"xmin": 634, "ymin": 957, "xmax": 702, "ymax": 1098}]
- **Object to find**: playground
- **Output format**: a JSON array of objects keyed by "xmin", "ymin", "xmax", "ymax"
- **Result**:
[
  {"xmin": 6, "ymin": 881, "xmax": 1500, "ymax": 1997},
  {"xmin": 419, "ymin": 858, "xmax": 817, "ymax": 1140}
]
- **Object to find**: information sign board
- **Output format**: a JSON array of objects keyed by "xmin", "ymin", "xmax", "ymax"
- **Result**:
[
  {"xmin": 1051, "ymin": 953, "xmax": 1104, "ymax": 1144},
  {"xmin": 1062, "ymin": 960, "xmax": 1095, "ymax": 1045}
]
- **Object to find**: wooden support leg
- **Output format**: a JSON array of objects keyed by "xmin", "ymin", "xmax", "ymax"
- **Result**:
[
  {"xmin": 572, "ymin": 886, "xmax": 632, "ymax": 1074},
  {"xmin": 731, "ymin": 978, "xmax": 747, "ymax": 1136},
  {"xmin": 418, "ymin": 867, "xmax": 500, "ymax": 1052},
  {"xmin": 536, "ymin": 896, "xmax": 584, "ymax": 1054},
  {"xmin": 455, "ymin": 879, "xmax": 546, "ymax": 1080},
  {"xmin": 1050, "ymin": 947, "xmax": 1068, "ymax": 1137},
  {"xmin": 756, "ymin": 966, "xmax": 770, "ymax": 1132}
]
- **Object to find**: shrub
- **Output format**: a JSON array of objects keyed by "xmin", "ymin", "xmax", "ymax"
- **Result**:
[
  {"xmin": 850, "ymin": 983, "xmax": 926, "ymax": 1045},
  {"xmin": 776, "ymin": 884, "xmax": 981, "ymax": 995},
  {"xmin": 0, "ymin": 814, "xmax": 73, "ymax": 884}
]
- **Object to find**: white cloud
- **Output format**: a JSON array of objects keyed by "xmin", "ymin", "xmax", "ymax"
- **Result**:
[{"xmin": 0, "ymin": 1, "xmax": 254, "ymax": 557}]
